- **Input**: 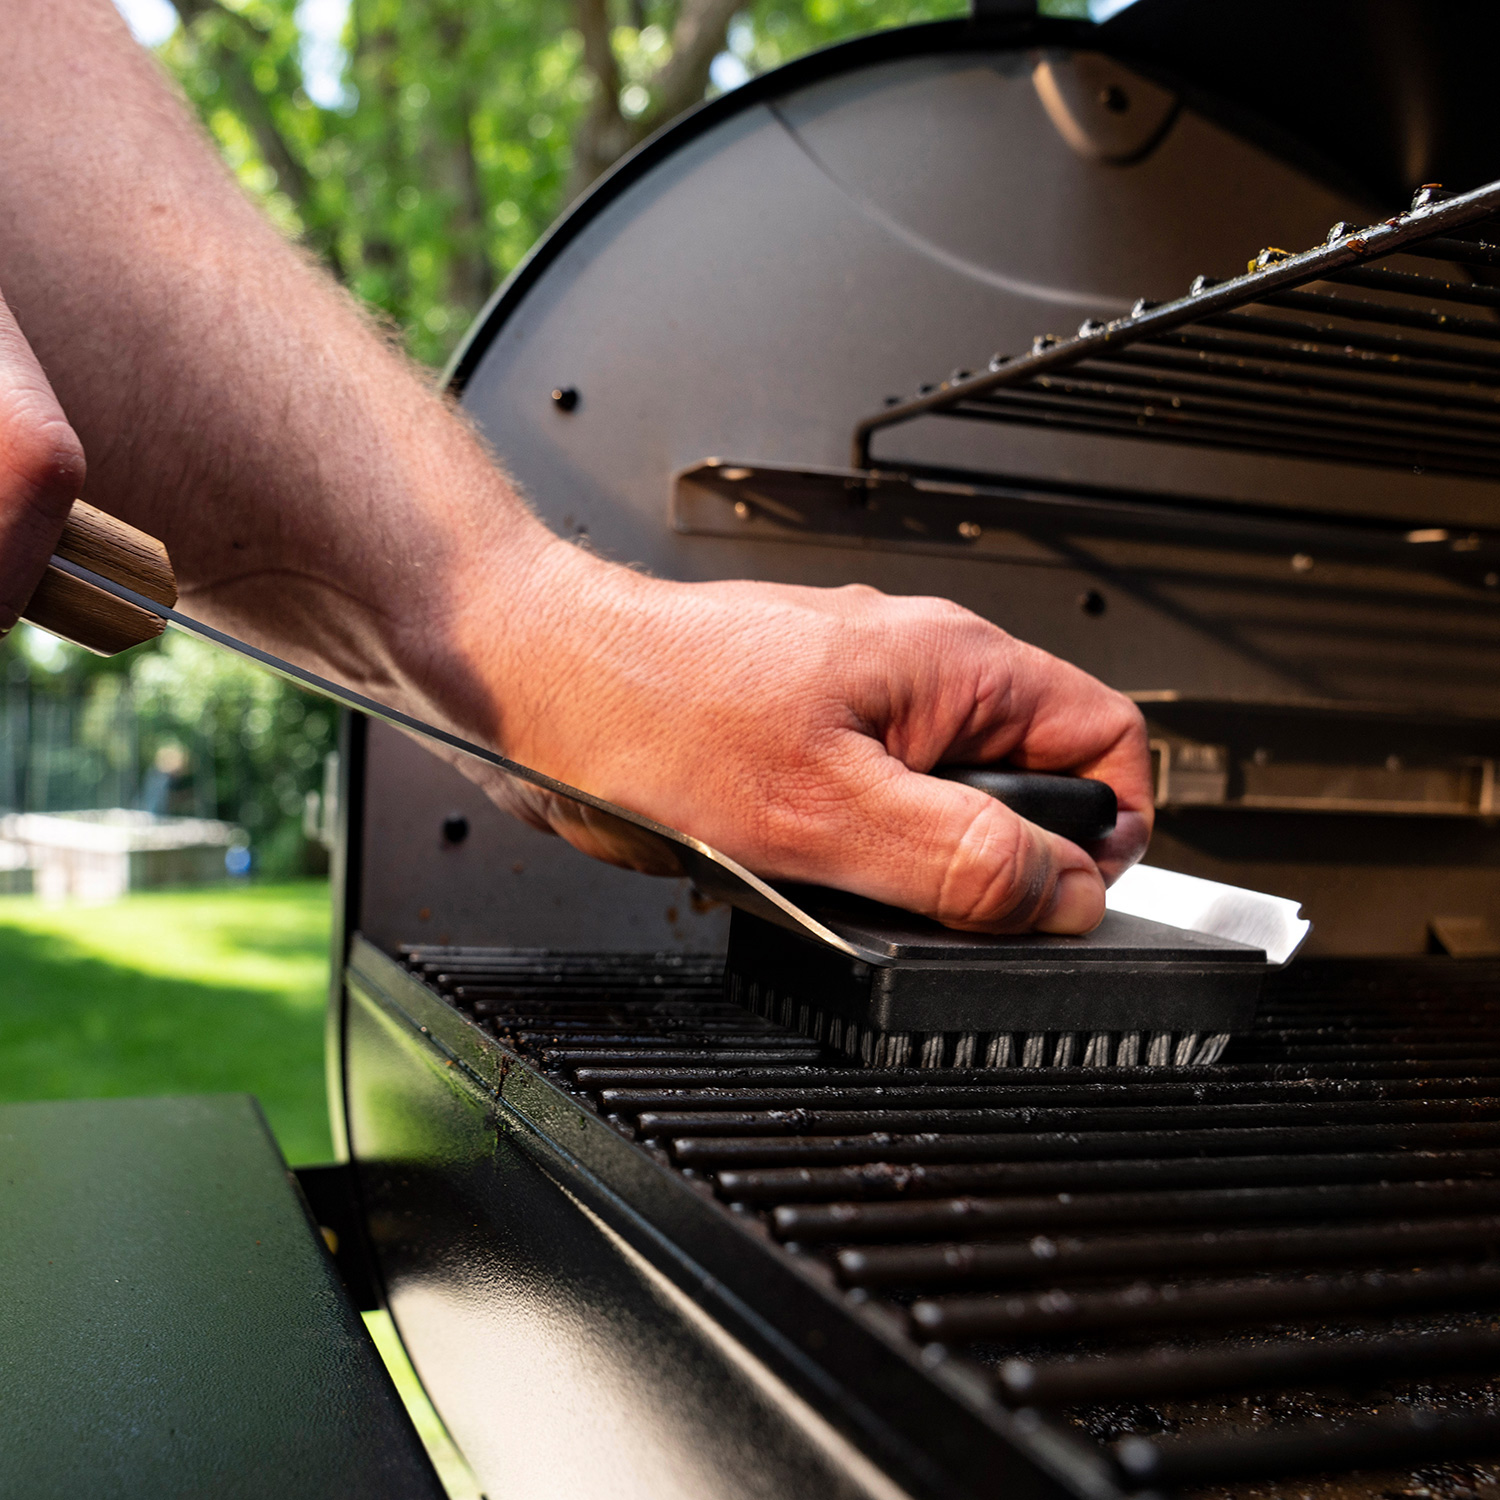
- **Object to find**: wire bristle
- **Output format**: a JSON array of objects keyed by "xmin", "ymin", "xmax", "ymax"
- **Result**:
[{"xmin": 729, "ymin": 971, "xmax": 1232, "ymax": 1068}]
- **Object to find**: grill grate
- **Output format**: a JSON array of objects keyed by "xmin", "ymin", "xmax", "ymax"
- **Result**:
[
  {"xmin": 853, "ymin": 179, "xmax": 1500, "ymax": 496},
  {"xmin": 401, "ymin": 945, "xmax": 1500, "ymax": 1495}
]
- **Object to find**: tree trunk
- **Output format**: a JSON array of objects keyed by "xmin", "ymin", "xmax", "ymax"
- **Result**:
[{"xmin": 565, "ymin": 0, "xmax": 742, "ymax": 204}]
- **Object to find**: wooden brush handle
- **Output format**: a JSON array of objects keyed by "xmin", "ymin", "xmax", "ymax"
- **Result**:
[{"xmin": 18, "ymin": 500, "xmax": 178, "ymax": 656}]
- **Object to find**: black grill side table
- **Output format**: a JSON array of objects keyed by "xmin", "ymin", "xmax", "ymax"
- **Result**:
[{"xmin": 0, "ymin": 1093, "xmax": 445, "ymax": 1500}]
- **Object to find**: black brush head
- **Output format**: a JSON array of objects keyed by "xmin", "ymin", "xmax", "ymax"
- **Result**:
[
  {"xmin": 722, "ymin": 768, "xmax": 1261, "ymax": 1066},
  {"xmin": 727, "ymin": 890, "xmax": 1264, "ymax": 1038}
]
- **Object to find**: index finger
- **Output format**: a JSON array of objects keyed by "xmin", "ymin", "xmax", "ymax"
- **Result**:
[
  {"xmin": 936, "ymin": 635, "xmax": 1154, "ymax": 884},
  {"xmin": 0, "ymin": 286, "xmax": 86, "ymax": 624}
]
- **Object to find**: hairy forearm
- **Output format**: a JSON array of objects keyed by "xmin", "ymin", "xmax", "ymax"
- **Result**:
[
  {"xmin": 0, "ymin": 0, "xmax": 1153, "ymax": 935},
  {"xmin": 0, "ymin": 0, "xmax": 551, "ymax": 729}
]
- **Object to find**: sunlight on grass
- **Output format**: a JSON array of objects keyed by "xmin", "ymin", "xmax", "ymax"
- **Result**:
[
  {"xmin": 0, "ymin": 882, "xmax": 334, "ymax": 1163},
  {"xmin": 0, "ymin": 883, "xmax": 331, "ymax": 993},
  {"xmin": 363, "ymin": 1311, "xmax": 485, "ymax": 1500}
]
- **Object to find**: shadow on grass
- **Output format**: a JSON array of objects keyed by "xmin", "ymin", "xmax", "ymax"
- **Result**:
[{"xmin": 0, "ymin": 922, "xmax": 332, "ymax": 1164}]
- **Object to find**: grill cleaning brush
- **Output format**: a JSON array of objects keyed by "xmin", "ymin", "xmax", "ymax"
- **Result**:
[
  {"xmin": 21, "ymin": 502, "xmax": 1304, "ymax": 1076},
  {"xmin": 724, "ymin": 770, "xmax": 1309, "ymax": 1069}
]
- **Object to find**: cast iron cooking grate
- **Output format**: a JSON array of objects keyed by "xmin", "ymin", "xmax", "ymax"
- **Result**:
[{"xmin": 401, "ymin": 945, "xmax": 1500, "ymax": 1496}]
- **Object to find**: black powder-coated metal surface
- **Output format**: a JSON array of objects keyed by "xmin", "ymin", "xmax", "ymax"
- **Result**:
[
  {"xmin": 346, "ymin": 938, "xmax": 1114, "ymax": 1500},
  {"xmin": 1100, "ymin": 0, "xmax": 1500, "ymax": 209},
  {"xmin": 356, "ymin": 939, "xmax": 1500, "ymax": 1498},
  {"xmin": 0, "ymin": 1094, "xmax": 443, "ymax": 1500}
]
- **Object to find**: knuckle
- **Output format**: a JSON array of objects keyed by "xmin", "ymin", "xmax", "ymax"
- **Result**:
[
  {"xmin": 2, "ymin": 408, "xmax": 85, "ymax": 503},
  {"xmin": 936, "ymin": 805, "xmax": 1049, "ymax": 929},
  {"xmin": 937, "ymin": 596, "xmax": 983, "ymax": 626},
  {"xmin": 1111, "ymin": 692, "xmax": 1148, "ymax": 738},
  {"xmin": 917, "ymin": 594, "xmax": 989, "ymax": 637},
  {"xmin": 834, "ymin": 582, "xmax": 885, "ymax": 609}
]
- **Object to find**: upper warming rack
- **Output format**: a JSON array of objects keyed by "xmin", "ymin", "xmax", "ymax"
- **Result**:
[{"xmin": 852, "ymin": 179, "xmax": 1500, "ymax": 478}]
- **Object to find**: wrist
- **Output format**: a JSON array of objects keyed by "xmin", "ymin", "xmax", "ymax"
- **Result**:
[{"xmin": 389, "ymin": 512, "xmax": 649, "ymax": 763}]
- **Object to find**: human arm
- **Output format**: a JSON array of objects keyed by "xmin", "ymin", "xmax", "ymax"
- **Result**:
[{"xmin": 0, "ymin": 0, "xmax": 1151, "ymax": 932}]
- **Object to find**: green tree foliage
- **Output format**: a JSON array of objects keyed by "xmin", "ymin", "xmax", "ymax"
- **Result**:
[
  {"xmin": 155, "ymin": 0, "xmax": 964, "ymax": 366},
  {"xmin": 163, "ymin": 0, "xmax": 588, "ymax": 362}
]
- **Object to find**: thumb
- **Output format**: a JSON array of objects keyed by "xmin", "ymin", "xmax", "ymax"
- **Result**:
[{"xmin": 774, "ymin": 751, "xmax": 1108, "ymax": 935}]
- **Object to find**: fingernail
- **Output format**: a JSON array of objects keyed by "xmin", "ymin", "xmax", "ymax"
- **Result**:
[{"xmin": 1035, "ymin": 868, "xmax": 1105, "ymax": 934}]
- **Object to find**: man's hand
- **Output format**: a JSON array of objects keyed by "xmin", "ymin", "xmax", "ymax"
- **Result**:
[
  {"xmin": 0, "ymin": 288, "xmax": 84, "ymax": 633},
  {"xmin": 0, "ymin": 0, "xmax": 1151, "ymax": 936},
  {"xmin": 443, "ymin": 545, "xmax": 1153, "ymax": 934}
]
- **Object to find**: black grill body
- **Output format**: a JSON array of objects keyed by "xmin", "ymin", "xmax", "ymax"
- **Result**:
[
  {"xmin": 334, "ymin": 5, "xmax": 1500, "ymax": 1495},
  {"xmin": 342, "ymin": 939, "xmax": 1500, "ymax": 1499},
  {"xmin": 343, "ymin": 942, "xmax": 1074, "ymax": 1500}
]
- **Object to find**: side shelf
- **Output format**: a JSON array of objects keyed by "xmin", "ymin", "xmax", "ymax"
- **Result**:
[{"xmin": 0, "ymin": 1093, "xmax": 444, "ymax": 1500}]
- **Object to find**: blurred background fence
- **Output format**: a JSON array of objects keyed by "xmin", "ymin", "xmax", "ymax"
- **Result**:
[
  {"xmin": 0, "ymin": 627, "xmax": 336, "ymax": 885},
  {"xmin": 0, "ymin": 680, "xmax": 145, "ymax": 818}
]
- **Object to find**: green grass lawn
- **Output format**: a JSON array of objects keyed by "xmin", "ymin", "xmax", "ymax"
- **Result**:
[
  {"xmin": 0, "ymin": 880, "xmax": 488, "ymax": 1495},
  {"xmin": 0, "ymin": 882, "xmax": 334, "ymax": 1164}
]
